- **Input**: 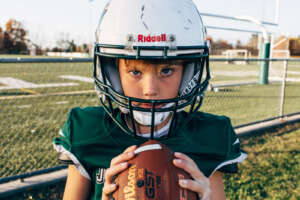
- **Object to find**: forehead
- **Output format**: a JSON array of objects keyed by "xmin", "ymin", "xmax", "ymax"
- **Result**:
[{"xmin": 119, "ymin": 59, "xmax": 184, "ymax": 67}]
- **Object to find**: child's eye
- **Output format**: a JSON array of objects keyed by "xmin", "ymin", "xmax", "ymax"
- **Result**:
[
  {"xmin": 129, "ymin": 70, "xmax": 141, "ymax": 76},
  {"xmin": 161, "ymin": 68, "xmax": 173, "ymax": 76}
]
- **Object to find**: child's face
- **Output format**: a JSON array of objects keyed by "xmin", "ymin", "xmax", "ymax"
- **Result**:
[{"xmin": 119, "ymin": 59, "xmax": 183, "ymax": 108}]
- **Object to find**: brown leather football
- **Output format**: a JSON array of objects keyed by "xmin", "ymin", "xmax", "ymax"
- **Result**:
[{"xmin": 112, "ymin": 140, "xmax": 198, "ymax": 200}]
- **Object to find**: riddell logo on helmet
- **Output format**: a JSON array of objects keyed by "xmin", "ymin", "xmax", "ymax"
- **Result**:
[{"xmin": 138, "ymin": 34, "xmax": 166, "ymax": 42}]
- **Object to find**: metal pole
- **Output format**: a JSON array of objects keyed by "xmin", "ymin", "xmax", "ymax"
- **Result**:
[
  {"xmin": 236, "ymin": 16, "xmax": 271, "ymax": 85},
  {"xmin": 269, "ymin": 34, "xmax": 275, "ymax": 71},
  {"xmin": 275, "ymin": 0, "xmax": 280, "ymax": 24},
  {"xmin": 259, "ymin": 42, "xmax": 271, "ymax": 84},
  {"xmin": 198, "ymin": 12, "xmax": 278, "ymax": 26},
  {"xmin": 279, "ymin": 59, "xmax": 288, "ymax": 117}
]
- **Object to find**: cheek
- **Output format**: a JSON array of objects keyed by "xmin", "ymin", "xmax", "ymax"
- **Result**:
[
  {"xmin": 120, "ymin": 74, "xmax": 141, "ymax": 97},
  {"xmin": 160, "ymin": 75, "xmax": 182, "ymax": 98}
]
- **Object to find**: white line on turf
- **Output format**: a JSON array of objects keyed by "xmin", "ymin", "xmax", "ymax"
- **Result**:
[
  {"xmin": 54, "ymin": 101, "xmax": 69, "ymax": 105},
  {"xmin": 17, "ymin": 105, "xmax": 32, "ymax": 109},
  {"xmin": 60, "ymin": 75, "xmax": 94, "ymax": 83},
  {"xmin": 0, "ymin": 77, "xmax": 78, "ymax": 90}
]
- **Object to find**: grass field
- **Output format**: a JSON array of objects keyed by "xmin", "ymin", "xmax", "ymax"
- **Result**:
[
  {"xmin": 224, "ymin": 123, "xmax": 300, "ymax": 199},
  {"xmin": 7, "ymin": 123, "xmax": 300, "ymax": 200},
  {"xmin": 0, "ymin": 60, "xmax": 299, "ymax": 178}
]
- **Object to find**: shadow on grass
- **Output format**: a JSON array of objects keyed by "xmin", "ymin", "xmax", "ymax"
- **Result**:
[
  {"xmin": 6, "ymin": 180, "xmax": 66, "ymax": 200},
  {"xmin": 239, "ymin": 122, "xmax": 300, "ymax": 148},
  {"xmin": 0, "ymin": 91, "xmax": 32, "ymax": 96}
]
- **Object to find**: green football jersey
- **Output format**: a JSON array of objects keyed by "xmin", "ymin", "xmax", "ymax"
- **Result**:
[{"xmin": 53, "ymin": 106, "xmax": 247, "ymax": 200}]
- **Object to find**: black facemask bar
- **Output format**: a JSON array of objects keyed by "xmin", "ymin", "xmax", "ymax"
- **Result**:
[{"xmin": 93, "ymin": 44, "xmax": 210, "ymax": 139}]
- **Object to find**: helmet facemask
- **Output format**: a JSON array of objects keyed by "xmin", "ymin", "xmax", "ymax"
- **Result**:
[{"xmin": 94, "ymin": 46, "xmax": 210, "ymax": 139}]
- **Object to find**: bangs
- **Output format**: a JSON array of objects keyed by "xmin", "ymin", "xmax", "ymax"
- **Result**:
[{"xmin": 120, "ymin": 58, "xmax": 186, "ymax": 67}]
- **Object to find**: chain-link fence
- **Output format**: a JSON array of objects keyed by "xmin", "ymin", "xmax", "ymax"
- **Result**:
[
  {"xmin": 203, "ymin": 58, "xmax": 300, "ymax": 126},
  {"xmin": 0, "ymin": 57, "xmax": 299, "ymax": 178}
]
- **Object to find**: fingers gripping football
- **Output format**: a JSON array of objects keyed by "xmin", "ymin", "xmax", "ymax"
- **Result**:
[
  {"xmin": 174, "ymin": 152, "xmax": 211, "ymax": 200},
  {"xmin": 101, "ymin": 145, "xmax": 137, "ymax": 200}
]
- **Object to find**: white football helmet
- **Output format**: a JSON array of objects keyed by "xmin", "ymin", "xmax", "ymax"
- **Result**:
[{"xmin": 94, "ymin": 0, "xmax": 210, "ymax": 138}]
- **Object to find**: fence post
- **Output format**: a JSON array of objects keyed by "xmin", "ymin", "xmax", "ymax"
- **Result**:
[
  {"xmin": 259, "ymin": 42, "xmax": 271, "ymax": 84},
  {"xmin": 279, "ymin": 59, "xmax": 288, "ymax": 117}
]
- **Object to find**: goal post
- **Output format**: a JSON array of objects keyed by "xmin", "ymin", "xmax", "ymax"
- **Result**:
[{"xmin": 223, "ymin": 49, "xmax": 250, "ymax": 65}]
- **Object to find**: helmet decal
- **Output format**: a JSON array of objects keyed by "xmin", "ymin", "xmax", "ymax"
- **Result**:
[{"xmin": 137, "ymin": 34, "xmax": 167, "ymax": 43}]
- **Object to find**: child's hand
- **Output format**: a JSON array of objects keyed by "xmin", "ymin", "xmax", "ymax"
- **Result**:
[
  {"xmin": 101, "ymin": 145, "xmax": 137, "ymax": 200},
  {"xmin": 173, "ymin": 152, "xmax": 211, "ymax": 200}
]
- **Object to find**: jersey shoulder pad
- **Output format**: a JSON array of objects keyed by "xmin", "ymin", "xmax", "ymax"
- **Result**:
[{"xmin": 61, "ymin": 106, "xmax": 111, "ymax": 145}]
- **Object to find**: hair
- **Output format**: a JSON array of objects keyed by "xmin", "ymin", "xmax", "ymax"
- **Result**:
[{"xmin": 116, "ymin": 58, "xmax": 186, "ymax": 68}]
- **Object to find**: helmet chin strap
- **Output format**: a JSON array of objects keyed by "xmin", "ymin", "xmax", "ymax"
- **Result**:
[{"xmin": 120, "ymin": 103, "xmax": 174, "ymax": 126}]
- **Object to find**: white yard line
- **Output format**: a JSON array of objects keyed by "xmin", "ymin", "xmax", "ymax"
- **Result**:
[
  {"xmin": 0, "ymin": 78, "xmax": 37, "ymax": 88},
  {"xmin": 211, "ymin": 71, "xmax": 258, "ymax": 77},
  {"xmin": 288, "ymin": 71, "xmax": 300, "ymax": 75},
  {"xmin": 0, "ymin": 90, "xmax": 96, "ymax": 100},
  {"xmin": 17, "ymin": 105, "xmax": 32, "ymax": 109},
  {"xmin": 0, "ymin": 77, "xmax": 78, "ymax": 91},
  {"xmin": 60, "ymin": 75, "xmax": 94, "ymax": 83},
  {"xmin": 269, "ymin": 77, "xmax": 300, "ymax": 82},
  {"xmin": 54, "ymin": 101, "xmax": 69, "ymax": 105}
]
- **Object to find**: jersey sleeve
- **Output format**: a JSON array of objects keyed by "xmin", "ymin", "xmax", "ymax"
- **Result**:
[
  {"xmin": 53, "ymin": 108, "xmax": 91, "ymax": 180},
  {"xmin": 176, "ymin": 112, "xmax": 248, "ymax": 177},
  {"xmin": 211, "ymin": 116, "xmax": 247, "ymax": 175}
]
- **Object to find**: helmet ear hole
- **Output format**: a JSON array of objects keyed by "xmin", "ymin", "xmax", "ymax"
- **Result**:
[
  {"xmin": 179, "ymin": 62, "xmax": 196, "ymax": 96},
  {"xmin": 99, "ymin": 57, "xmax": 123, "ymax": 94}
]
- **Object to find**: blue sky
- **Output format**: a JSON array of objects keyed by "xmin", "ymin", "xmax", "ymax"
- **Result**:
[{"xmin": 0, "ymin": 0, "xmax": 298, "ymax": 48}]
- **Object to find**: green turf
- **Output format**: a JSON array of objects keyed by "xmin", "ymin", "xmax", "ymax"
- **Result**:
[
  {"xmin": 0, "ymin": 94, "xmax": 98, "ymax": 177},
  {"xmin": 201, "ymin": 82, "xmax": 300, "ymax": 125},
  {"xmin": 0, "ymin": 54, "xmax": 91, "ymax": 58},
  {"xmin": 210, "ymin": 61, "xmax": 259, "ymax": 72},
  {"xmin": 0, "ymin": 54, "xmax": 50, "ymax": 58},
  {"xmin": 210, "ymin": 75, "xmax": 257, "ymax": 82},
  {"xmin": 224, "ymin": 124, "xmax": 300, "ymax": 199}
]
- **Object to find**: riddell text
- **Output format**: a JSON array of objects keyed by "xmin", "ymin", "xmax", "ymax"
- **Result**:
[{"xmin": 138, "ymin": 34, "xmax": 166, "ymax": 42}]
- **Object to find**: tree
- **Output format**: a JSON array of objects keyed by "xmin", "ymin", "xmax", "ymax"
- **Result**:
[
  {"xmin": 68, "ymin": 40, "xmax": 76, "ymax": 52},
  {"xmin": 3, "ymin": 18, "xmax": 28, "ymax": 54},
  {"xmin": 236, "ymin": 40, "xmax": 242, "ymax": 48},
  {"xmin": 214, "ymin": 39, "xmax": 233, "ymax": 50},
  {"xmin": 0, "ymin": 27, "xmax": 4, "ymax": 52}
]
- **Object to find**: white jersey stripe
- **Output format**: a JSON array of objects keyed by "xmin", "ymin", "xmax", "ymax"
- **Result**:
[
  {"xmin": 53, "ymin": 143, "xmax": 91, "ymax": 180},
  {"xmin": 59, "ymin": 129, "xmax": 64, "ymax": 136},
  {"xmin": 233, "ymin": 138, "xmax": 240, "ymax": 145},
  {"xmin": 210, "ymin": 152, "xmax": 247, "ymax": 177}
]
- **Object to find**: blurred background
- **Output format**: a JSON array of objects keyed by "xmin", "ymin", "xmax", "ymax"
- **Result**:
[{"xmin": 0, "ymin": 0, "xmax": 299, "ymax": 199}]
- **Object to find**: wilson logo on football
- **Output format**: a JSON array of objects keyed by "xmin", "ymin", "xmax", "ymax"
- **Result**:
[
  {"xmin": 137, "ymin": 34, "xmax": 166, "ymax": 42},
  {"xmin": 123, "ymin": 164, "xmax": 137, "ymax": 200},
  {"xmin": 178, "ymin": 174, "xmax": 188, "ymax": 200}
]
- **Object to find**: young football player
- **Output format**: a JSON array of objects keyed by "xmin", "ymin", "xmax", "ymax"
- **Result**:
[{"xmin": 53, "ymin": 0, "xmax": 247, "ymax": 199}]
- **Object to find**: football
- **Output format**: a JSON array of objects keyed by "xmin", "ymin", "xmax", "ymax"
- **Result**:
[{"xmin": 112, "ymin": 140, "xmax": 198, "ymax": 200}]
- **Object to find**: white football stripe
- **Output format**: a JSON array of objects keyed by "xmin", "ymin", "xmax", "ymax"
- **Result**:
[{"xmin": 134, "ymin": 144, "xmax": 162, "ymax": 154}]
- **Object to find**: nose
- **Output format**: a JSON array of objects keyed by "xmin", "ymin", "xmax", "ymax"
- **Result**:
[{"xmin": 143, "ymin": 74, "xmax": 159, "ymax": 98}]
